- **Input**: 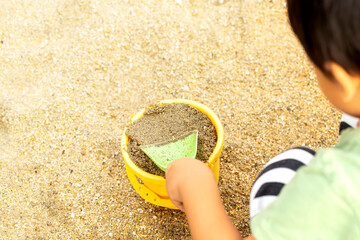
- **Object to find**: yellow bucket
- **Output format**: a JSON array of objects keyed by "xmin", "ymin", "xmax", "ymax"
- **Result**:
[{"xmin": 121, "ymin": 99, "xmax": 224, "ymax": 209}]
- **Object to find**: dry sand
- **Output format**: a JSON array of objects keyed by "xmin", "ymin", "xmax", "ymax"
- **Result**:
[{"xmin": 0, "ymin": 0, "xmax": 339, "ymax": 239}]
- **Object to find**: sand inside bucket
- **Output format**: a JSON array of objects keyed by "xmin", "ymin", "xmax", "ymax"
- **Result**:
[{"xmin": 125, "ymin": 103, "xmax": 217, "ymax": 177}]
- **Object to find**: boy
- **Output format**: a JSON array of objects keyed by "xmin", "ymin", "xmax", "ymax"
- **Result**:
[{"xmin": 165, "ymin": 0, "xmax": 360, "ymax": 239}]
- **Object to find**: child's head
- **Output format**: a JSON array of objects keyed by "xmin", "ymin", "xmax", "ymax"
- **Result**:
[{"xmin": 287, "ymin": 0, "xmax": 360, "ymax": 117}]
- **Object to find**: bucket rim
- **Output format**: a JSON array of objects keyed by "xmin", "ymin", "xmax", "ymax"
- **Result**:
[{"xmin": 121, "ymin": 99, "xmax": 224, "ymax": 179}]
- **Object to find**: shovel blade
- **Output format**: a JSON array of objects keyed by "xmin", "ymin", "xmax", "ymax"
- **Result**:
[{"xmin": 140, "ymin": 130, "xmax": 198, "ymax": 172}]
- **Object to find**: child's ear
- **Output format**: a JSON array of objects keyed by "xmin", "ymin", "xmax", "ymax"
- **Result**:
[{"xmin": 326, "ymin": 62, "xmax": 360, "ymax": 102}]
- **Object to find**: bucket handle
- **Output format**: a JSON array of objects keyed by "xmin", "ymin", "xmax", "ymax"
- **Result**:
[{"xmin": 124, "ymin": 163, "xmax": 177, "ymax": 209}]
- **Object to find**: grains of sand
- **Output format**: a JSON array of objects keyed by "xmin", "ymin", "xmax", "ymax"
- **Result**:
[{"xmin": 0, "ymin": 0, "xmax": 339, "ymax": 239}]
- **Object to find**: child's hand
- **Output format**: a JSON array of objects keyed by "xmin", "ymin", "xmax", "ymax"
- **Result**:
[
  {"xmin": 166, "ymin": 158, "xmax": 248, "ymax": 240},
  {"xmin": 165, "ymin": 157, "xmax": 214, "ymax": 211}
]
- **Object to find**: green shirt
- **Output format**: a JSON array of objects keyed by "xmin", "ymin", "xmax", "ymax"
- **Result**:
[{"xmin": 251, "ymin": 127, "xmax": 360, "ymax": 240}]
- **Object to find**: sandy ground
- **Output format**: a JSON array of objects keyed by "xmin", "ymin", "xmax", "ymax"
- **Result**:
[{"xmin": 0, "ymin": 0, "xmax": 340, "ymax": 239}]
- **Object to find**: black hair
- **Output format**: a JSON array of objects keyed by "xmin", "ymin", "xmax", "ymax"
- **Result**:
[{"xmin": 287, "ymin": 0, "xmax": 360, "ymax": 77}]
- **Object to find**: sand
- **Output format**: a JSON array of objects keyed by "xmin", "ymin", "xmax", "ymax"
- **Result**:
[
  {"xmin": 0, "ymin": 0, "xmax": 339, "ymax": 239},
  {"xmin": 126, "ymin": 103, "xmax": 217, "ymax": 177}
]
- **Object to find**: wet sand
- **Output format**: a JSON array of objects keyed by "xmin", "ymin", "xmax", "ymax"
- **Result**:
[{"xmin": 0, "ymin": 0, "xmax": 339, "ymax": 239}]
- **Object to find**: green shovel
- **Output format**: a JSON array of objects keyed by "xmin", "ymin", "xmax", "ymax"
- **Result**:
[{"xmin": 140, "ymin": 130, "xmax": 199, "ymax": 172}]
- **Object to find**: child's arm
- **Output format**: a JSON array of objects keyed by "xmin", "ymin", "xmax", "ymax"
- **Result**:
[{"xmin": 166, "ymin": 157, "xmax": 255, "ymax": 240}]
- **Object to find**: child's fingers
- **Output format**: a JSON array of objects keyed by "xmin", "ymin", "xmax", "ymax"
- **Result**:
[
  {"xmin": 165, "ymin": 158, "xmax": 187, "ymax": 210},
  {"xmin": 171, "ymin": 199, "xmax": 185, "ymax": 212},
  {"xmin": 165, "ymin": 158, "xmax": 207, "ymax": 210}
]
